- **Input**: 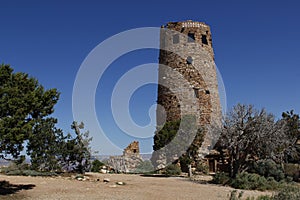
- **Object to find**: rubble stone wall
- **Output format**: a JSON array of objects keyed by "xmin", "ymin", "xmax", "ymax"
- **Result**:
[{"xmin": 152, "ymin": 20, "xmax": 222, "ymax": 169}]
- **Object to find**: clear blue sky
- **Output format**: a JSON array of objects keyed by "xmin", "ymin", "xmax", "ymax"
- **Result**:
[{"xmin": 1, "ymin": 0, "xmax": 300, "ymax": 155}]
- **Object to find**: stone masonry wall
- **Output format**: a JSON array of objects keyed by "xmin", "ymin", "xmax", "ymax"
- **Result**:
[{"xmin": 152, "ymin": 21, "xmax": 222, "ymax": 169}]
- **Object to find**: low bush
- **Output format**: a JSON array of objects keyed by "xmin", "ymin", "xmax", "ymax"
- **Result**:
[
  {"xmin": 229, "ymin": 190, "xmax": 244, "ymax": 200},
  {"xmin": 196, "ymin": 162, "xmax": 209, "ymax": 175},
  {"xmin": 230, "ymin": 172, "xmax": 279, "ymax": 191},
  {"xmin": 272, "ymin": 185, "xmax": 300, "ymax": 200},
  {"xmin": 251, "ymin": 159, "xmax": 285, "ymax": 182},
  {"xmin": 284, "ymin": 163, "xmax": 300, "ymax": 182},
  {"xmin": 212, "ymin": 172, "xmax": 231, "ymax": 185},
  {"xmin": 134, "ymin": 160, "xmax": 154, "ymax": 174},
  {"xmin": 165, "ymin": 164, "xmax": 181, "ymax": 176},
  {"xmin": 91, "ymin": 159, "xmax": 105, "ymax": 172},
  {"xmin": 213, "ymin": 172, "xmax": 283, "ymax": 191},
  {"xmin": 6, "ymin": 169, "xmax": 57, "ymax": 176}
]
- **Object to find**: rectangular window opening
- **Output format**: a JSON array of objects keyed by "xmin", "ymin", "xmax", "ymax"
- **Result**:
[
  {"xmin": 188, "ymin": 33, "xmax": 195, "ymax": 43},
  {"xmin": 173, "ymin": 34, "xmax": 179, "ymax": 44},
  {"xmin": 202, "ymin": 34, "xmax": 208, "ymax": 45},
  {"xmin": 193, "ymin": 88, "xmax": 199, "ymax": 98}
]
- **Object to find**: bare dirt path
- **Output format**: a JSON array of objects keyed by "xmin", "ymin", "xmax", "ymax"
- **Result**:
[{"xmin": 0, "ymin": 173, "xmax": 271, "ymax": 200}]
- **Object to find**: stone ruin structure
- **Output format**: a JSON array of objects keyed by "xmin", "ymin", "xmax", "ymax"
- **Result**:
[
  {"xmin": 151, "ymin": 20, "xmax": 222, "ymax": 170},
  {"xmin": 107, "ymin": 141, "xmax": 143, "ymax": 173}
]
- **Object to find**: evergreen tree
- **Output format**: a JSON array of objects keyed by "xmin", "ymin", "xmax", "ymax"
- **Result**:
[
  {"xmin": 27, "ymin": 118, "xmax": 66, "ymax": 171},
  {"xmin": 0, "ymin": 64, "xmax": 59, "ymax": 161}
]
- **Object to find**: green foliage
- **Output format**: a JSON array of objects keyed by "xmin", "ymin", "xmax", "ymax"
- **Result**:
[
  {"xmin": 212, "ymin": 172, "xmax": 231, "ymax": 185},
  {"xmin": 165, "ymin": 164, "xmax": 181, "ymax": 176},
  {"xmin": 273, "ymin": 185, "xmax": 300, "ymax": 200},
  {"xmin": 153, "ymin": 120, "xmax": 180, "ymax": 151},
  {"xmin": 230, "ymin": 173, "xmax": 279, "ymax": 191},
  {"xmin": 196, "ymin": 161, "xmax": 209, "ymax": 174},
  {"xmin": 154, "ymin": 114, "xmax": 204, "ymax": 169},
  {"xmin": 284, "ymin": 163, "xmax": 300, "ymax": 181},
  {"xmin": 91, "ymin": 159, "xmax": 105, "ymax": 172},
  {"xmin": 243, "ymin": 195, "xmax": 272, "ymax": 200},
  {"xmin": 214, "ymin": 172, "xmax": 284, "ymax": 191},
  {"xmin": 178, "ymin": 154, "xmax": 192, "ymax": 172},
  {"xmin": 0, "ymin": 64, "xmax": 59, "ymax": 160},
  {"xmin": 229, "ymin": 190, "xmax": 244, "ymax": 200},
  {"xmin": 27, "ymin": 118, "xmax": 66, "ymax": 171},
  {"xmin": 248, "ymin": 196, "xmax": 273, "ymax": 200},
  {"xmin": 232, "ymin": 185, "xmax": 300, "ymax": 200},
  {"xmin": 251, "ymin": 159, "xmax": 285, "ymax": 182},
  {"xmin": 282, "ymin": 110, "xmax": 300, "ymax": 163},
  {"xmin": 5, "ymin": 169, "xmax": 56, "ymax": 176},
  {"xmin": 134, "ymin": 160, "xmax": 154, "ymax": 173},
  {"xmin": 60, "ymin": 122, "xmax": 92, "ymax": 174}
]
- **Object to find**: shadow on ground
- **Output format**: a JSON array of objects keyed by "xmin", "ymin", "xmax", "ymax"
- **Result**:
[{"xmin": 0, "ymin": 180, "xmax": 35, "ymax": 195}]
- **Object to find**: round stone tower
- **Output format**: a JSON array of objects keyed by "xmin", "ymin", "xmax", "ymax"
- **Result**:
[{"xmin": 152, "ymin": 20, "xmax": 222, "ymax": 169}]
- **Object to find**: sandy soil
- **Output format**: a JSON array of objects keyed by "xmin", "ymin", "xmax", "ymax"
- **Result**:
[{"xmin": 0, "ymin": 173, "xmax": 272, "ymax": 200}]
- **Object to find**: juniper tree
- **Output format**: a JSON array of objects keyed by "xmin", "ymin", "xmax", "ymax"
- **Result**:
[{"xmin": 0, "ymin": 64, "xmax": 59, "ymax": 162}]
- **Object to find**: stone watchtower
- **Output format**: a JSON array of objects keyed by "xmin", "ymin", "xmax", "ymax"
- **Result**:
[{"xmin": 152, "ymin": 20, "xmax": 222, "ymax": 169}]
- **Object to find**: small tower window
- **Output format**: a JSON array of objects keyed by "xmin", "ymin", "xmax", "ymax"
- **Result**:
[
  {"xmin": 193, "ymin": 88, "xmax": 199, "ymax": 98},
  {"xmin": 186, "ymin": 56, "xmax": 193, "ymax": 65},
  {"xmin": 202, "ymin": 34, "xmax": 208, "ymax": 45},
  {"xmin": 188, "ymin": 33, "xmax": 195, "ymax": 43},
  {"xmin": 173, "ymin": 34, "xmax": 179, "ymax": 44}
]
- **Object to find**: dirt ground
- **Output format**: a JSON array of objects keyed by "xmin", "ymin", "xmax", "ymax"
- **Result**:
[{"xmin": 0, "ymin": 173, "xmax": 272, "ymax": 200}]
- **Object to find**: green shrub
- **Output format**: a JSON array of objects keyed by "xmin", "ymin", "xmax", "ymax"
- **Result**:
[
  {"xmin": 165, "ymin": 164, "xmax": 181, "ymax": 176},
  {"xmin": 229, "ymin": 190, "xmax": 244, "ymax": 200},
  {"xmin": 179, "ymin": 155, "xmax": 192, "ymax": 173},
  {"xmin": 134, "ymin": 160, "xmax": 154, "ymax": 173},
  {"xmin": 229, "ymin": 190, "xmax": 272, "ymax": 200},
  {"xmin": 284, "ymin": 163, "xmax": 300, "ymax": 182},
  {"xmin": 91, "ymin": 159, "xmax": 105, "ymax": 172},
  {"xmin": 273, "ymin": 185, "xmax": 300, "ymax": 200},
  {"xmin": 212, "ymin": 172, "xmax": 231, "ymax": 185},
  {"xmin": 252, "ymin": 160, "xmax": 285, "ymax": 182},
  {"xmin": 245, "ymin": 195, "xmax": 273, "ymax": 200},
  {"xmin": 6, "ymin": 169, "xmax": 56, "ymax": 176},
  {"xmin": 196, "ymin": 162, "xmax": 209, "ymax": 174},
  {"xmin": 230, "ymin": 172, "xmax": 278, "ymax": 191}
]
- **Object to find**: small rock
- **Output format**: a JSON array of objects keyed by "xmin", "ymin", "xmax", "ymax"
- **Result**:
[
  {"xmin": 103, "ymin": 178, "xmax": 110, "ymax": 183},
  {"xmin": 77, "ymin": 178, "xmax": 83, "ymax": 181},
  {"xmin": 109, "ymin": 184, "xmax": 117, "ymax": 188},
  {"xmin": 116, "ymin": 182, "xmax": 125, "ymax": 185}
]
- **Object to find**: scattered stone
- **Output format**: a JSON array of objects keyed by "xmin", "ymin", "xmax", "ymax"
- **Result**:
[
  {"xmin": 103, "ymin": 178, "xmax": 110, "ymax": 183},
  {"xmin": 109, "ymin": 184, "xmax": 117, "ymax": 188},
  {"xmin": 116, "ymin": 182, "xmax": 125, "ymax": 185},
  {"xmin": 100, "ymin": 169, "xmax": 108, "ymax": 174},
  {"xmin": 77, "ymin": 178, "xmax": 83, "ymax": 181}
]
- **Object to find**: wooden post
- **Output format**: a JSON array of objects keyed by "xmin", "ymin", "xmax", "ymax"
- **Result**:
[{"xmin": 188, "ymin": 164, "xmax": 192, "ymax": 177}]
